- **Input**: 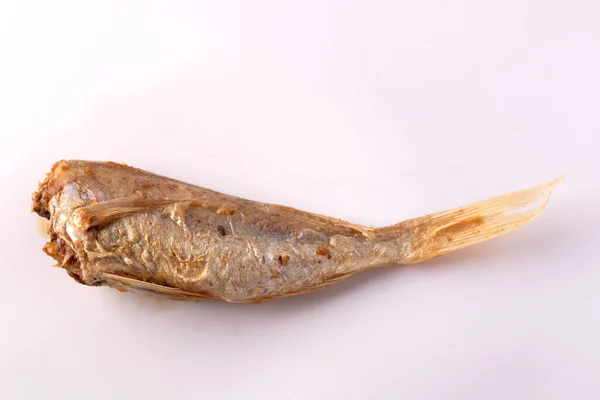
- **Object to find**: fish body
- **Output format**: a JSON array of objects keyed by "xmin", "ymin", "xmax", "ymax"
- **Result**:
[{"xmin": 33, "ymin": 160, "xmax": 562, "ymax": 302}]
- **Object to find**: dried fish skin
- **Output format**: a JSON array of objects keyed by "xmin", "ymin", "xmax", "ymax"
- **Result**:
[{"xmin": 32, "ymin": 160, "xmax": 563, "ymax": 302}]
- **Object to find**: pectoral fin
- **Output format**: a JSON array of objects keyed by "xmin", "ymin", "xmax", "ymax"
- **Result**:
[{"xmin": 74, "ymin": 198, "xmax": 182, "ymax": 229}]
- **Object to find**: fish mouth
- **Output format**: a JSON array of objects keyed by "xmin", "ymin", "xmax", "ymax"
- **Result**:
[
  {"xmin": 43, "ymin": 233, "xmax": 86, "ymax": 284},
  {"xmin": 32, "ymin": 161, "xmax": 89, "ymax": 285}
]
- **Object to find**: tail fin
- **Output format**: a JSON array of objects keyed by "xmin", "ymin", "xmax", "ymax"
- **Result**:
[{"xmin": 395, "ymin": 176, "xmax": 565, "ymax": 264}]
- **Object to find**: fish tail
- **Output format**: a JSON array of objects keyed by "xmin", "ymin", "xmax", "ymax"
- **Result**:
[{"xmin": 384, "ymin": 176, "xmax": 565, "ymax": 264}]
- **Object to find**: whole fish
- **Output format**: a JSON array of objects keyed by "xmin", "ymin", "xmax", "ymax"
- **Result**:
[{"xmin": 32, "ymin": 160, "xmax": 562, "ymax": 303}]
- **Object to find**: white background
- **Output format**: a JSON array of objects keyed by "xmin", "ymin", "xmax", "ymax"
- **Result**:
[{"xmin": 1, "ymin": 1, "xmax": 598, "ymax": 399}]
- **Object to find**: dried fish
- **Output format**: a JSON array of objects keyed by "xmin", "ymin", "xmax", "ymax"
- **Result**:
[{"xmin": 32, "ymin": 160, "xmax": 563, "ymax": 302}]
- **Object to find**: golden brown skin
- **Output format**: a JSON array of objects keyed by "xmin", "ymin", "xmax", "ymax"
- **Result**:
[{"xmin": 32, "ymin": 160, "xmax": 561, "ymax": 302}]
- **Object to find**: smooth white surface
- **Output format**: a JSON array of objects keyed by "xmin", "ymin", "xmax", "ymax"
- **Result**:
[{"xmin": 1, "ymin": 1, "xmax": 598, "ymax": 399}]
